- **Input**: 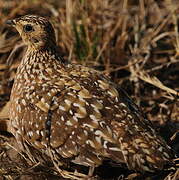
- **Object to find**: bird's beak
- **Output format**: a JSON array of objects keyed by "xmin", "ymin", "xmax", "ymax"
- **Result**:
[{"xmin": 6, "ymin": 19, "xmax": 16, "ymax": 26}]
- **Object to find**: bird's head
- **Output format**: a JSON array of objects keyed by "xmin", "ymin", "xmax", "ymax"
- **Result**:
[{"xmin": 6, "ymin": 15, "xmax": 56, "ymax": 50}]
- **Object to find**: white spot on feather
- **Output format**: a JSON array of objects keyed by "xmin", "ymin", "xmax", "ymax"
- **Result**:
[{"xmin": 109, "ymin": 147, "xmax": 121, "ymax": 152}]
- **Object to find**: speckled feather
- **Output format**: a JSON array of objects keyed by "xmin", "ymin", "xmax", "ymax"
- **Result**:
[{"xmin": 9, "ymin": 15, "xmax": 175, "ymax": 173}]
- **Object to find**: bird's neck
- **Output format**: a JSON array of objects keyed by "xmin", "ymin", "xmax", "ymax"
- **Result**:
[{"xmin": 15, "ymin": 46, "xmax": 65, "ymax": 84}]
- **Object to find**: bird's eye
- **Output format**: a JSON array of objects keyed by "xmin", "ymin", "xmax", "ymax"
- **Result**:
[{"xmin": 23, "ymin": 24, "xmax": 34, "ymax": 32}]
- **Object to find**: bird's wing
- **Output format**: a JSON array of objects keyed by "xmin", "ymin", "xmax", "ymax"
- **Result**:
[{"xmin": 19, "ymin": 65, "xmax": 174, "ymax": 171}]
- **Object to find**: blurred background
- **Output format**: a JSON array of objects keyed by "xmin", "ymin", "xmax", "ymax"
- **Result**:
[{"xmin": 0, "ymin": 0, "xmax": 178, "ymax": 179}]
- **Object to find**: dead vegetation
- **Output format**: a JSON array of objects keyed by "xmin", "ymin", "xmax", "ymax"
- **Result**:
[{"xmin": 0, "ymin": 0, "xmax": 178, "ymax": 179}]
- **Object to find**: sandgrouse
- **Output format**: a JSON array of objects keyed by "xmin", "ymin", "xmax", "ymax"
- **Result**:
[{"xmin": 7, "ymin": 15, "xmax": 175, "ymax": 174}]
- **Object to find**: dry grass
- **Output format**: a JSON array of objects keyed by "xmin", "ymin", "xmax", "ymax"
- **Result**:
[{"xmin": 0, "ymin": 0, "xmax": 178, "ymax": 179}]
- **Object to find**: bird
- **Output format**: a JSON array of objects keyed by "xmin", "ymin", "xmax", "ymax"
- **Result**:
[{"xmin": 6, "ymin": 15, "xmax": 176, "ymax": 177}]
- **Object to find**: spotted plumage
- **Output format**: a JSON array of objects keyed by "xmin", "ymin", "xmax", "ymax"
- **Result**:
[{"xmin": 7, "ymin": 15, "xmax": 175, "ymax": 174}]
